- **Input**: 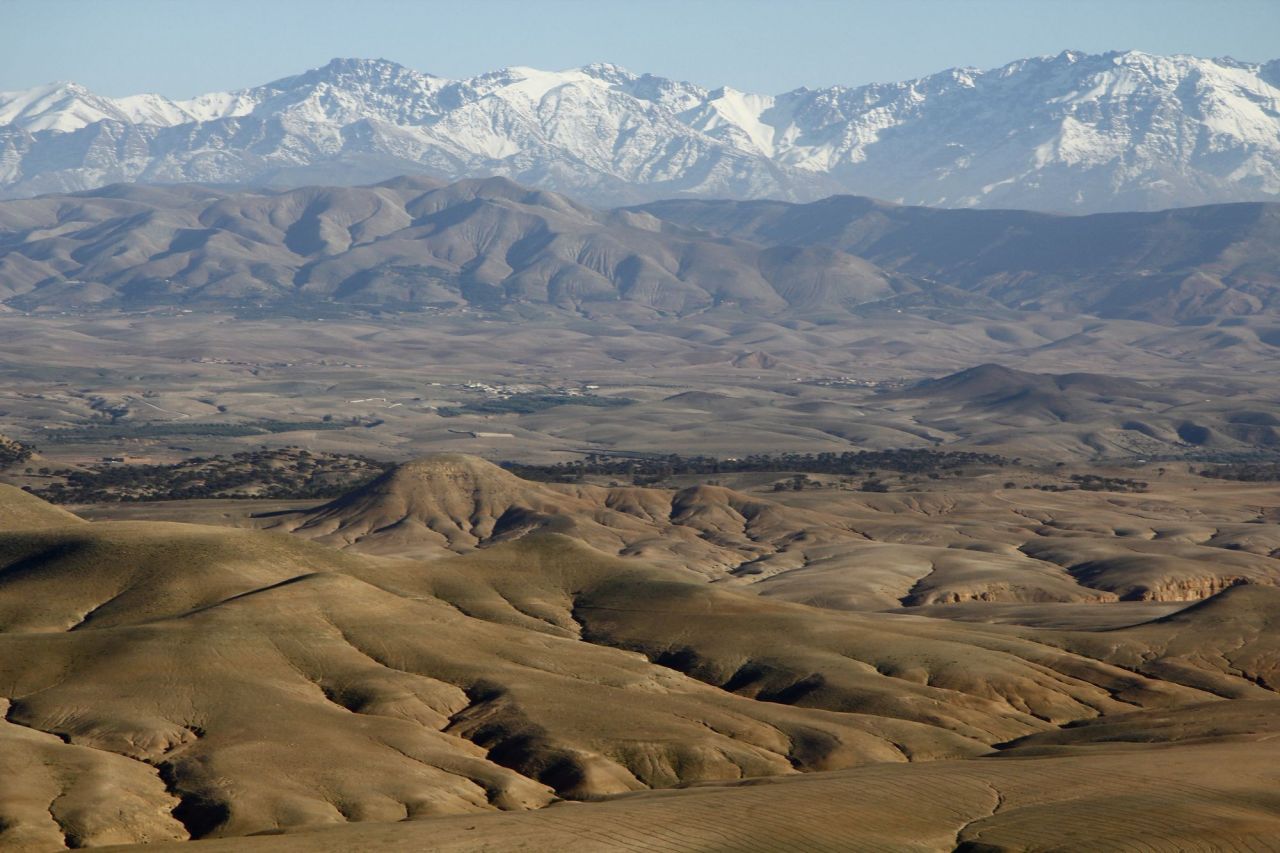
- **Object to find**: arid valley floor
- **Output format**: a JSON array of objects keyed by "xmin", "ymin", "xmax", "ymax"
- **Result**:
[
  {"xmin": 0, "ymin": 170, "xmax": 1276, "ymax": 851},
  {"xmin": 0, "ymin": 299, "xmax": 1277, "ymax": 851}
]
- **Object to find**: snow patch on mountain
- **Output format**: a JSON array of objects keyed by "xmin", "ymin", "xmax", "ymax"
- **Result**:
[{"xmin": 2, "ymin": 50, "xmax": 1279, "ymax": 211}]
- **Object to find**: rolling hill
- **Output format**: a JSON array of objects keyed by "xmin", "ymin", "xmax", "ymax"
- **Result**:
[
  {"xmin": 0, "ymin": 515, "xmax": 988, "ymax": 847},
  {"xmin": 265, "ymin": 454, "xmax": 1280, "ymax": 608},
  {"xmin": 0, "ymin": 177, "xmax": 899, "ymax": 315},
  {"xmin": 5, "ymin": 176, "xmax": 1280, "ymax": 323},
  {"xmin": 637, "ymin": 194, "xmax": 1280, "ymax": 322},
  {"xmin": 2, "ymin": 471, "xmax": 1280, "ymax": 850}
]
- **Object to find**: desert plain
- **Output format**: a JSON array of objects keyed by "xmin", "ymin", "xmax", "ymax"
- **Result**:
[{"xmin": 0, "ymin": 177, "xmax": 1278, "ymax": 852}]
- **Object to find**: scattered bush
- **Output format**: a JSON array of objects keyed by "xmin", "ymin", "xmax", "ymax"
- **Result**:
[
  {"xmin": 503, "ymin": 449, "xmax": 1010, "ymax": 485},
  {"xmin": 0, "ymin": 436, "xmax": 35, "ymax": 470},
  {"xmin": 438, "ymin": 393, "xmax": 634, "ymax": 417},
  {"xmin": 30, "ymin": 448, "xmax": 392, "ymax": 504},
  {"xmin": 1198, "ymin": 462, "xmax": 1280, "ymax": 482}
]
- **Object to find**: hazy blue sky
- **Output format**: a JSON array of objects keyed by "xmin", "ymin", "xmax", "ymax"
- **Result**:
[{"xmin": 5, "ymin": 0, "xmax": 1279, "ymax": 96}]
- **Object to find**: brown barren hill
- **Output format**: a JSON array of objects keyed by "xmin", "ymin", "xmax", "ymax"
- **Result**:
[
  {"xmin": 0, "ymin": 483, "xmax": 84, "ymax": 530},
  {"xmin": 0, "ymin": 178, "xmax": 900, "ymax": 315},
  {"xmin": 268, "ymin": 454, "xmax": 1280, "ymax": 610},
  {"xmin": 1, "ymin": 469, "xmax": 1280, "ymax": 849}
]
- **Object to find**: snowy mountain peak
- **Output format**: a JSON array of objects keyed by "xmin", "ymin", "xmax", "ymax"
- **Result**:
[
  {"xmin": 1263, "ymin": 59, "xmax": 1280, "ymax": 87},
  {"xmin": 2, "ymin": 51, "xmax": 1279, "ymax": 212},
  {"xmin": 579, "ymin": 62, "xmax": 638, "ymax": 84},
  {"xmin": 0, "ymin": 81, "xmax": 127, "ymax": 132},
  {"xmin": 267, "ymin": 56, "xmax": 444, "ymax": 93},
  {"xmin": 315, "ymin": 56, "xmax": 422, "ymax": 76}
]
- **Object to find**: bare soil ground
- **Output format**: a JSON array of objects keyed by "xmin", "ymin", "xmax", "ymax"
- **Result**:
[
  {"xmin": 1, "ymin": 306, "xmax": 1278, "ymax": 851},
  {"xmin": 0, "ymin": 453, "xmax": 1277, "ymax": 851}
]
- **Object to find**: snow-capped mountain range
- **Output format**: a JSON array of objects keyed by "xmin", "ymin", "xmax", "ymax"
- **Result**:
[{"xmin": 2, "ymin": 51, "xmax": 1279, "ymax": 211}]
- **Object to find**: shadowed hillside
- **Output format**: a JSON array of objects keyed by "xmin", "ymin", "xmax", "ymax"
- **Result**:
[
  {"xmin": 0, "ymin": 178, "xmax": 899, "ymax": 315},
  {"xmin": 883, "ymin": 363, "xmax": 1280, "ymax": 455},
  {"xmin": 8, "ymin": 176, "xmax": 1280, "ymax": 324},
  {"xmin": 0, "ymin": 461, "xmax": 1274, "ymax": 845},
  {"xmin": 637, "ymin": 195, "xmax": 1280, "ymax": 322},
  {"xmin": 266, "ymin": 454, "xmax": 1280, "ymax": 608}
]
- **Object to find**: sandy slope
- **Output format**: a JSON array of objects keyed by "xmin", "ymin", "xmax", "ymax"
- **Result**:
[{"xmin": 2, "ymin": 462, "xmax": 1280, "ymax": 850}]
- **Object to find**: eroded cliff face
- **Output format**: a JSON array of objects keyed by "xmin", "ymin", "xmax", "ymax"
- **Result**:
[{"xmin": 1130, "ymin": 576, "xmax": 1255, "ymax": 602}]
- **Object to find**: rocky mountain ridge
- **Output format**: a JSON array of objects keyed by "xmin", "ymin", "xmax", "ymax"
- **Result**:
[{"xmin": 3, "ymin": 51, "xmax": 1279, "ymax": 211}]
